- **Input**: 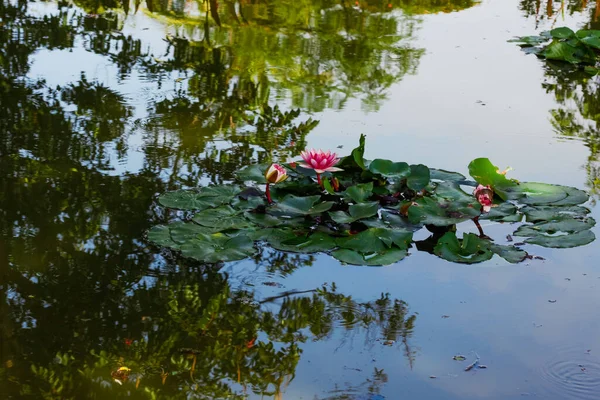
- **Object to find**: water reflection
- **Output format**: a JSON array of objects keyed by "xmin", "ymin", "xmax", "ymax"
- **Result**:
[
  {"xmin": 1, "ymin": 262, "xmax": 416, "ymax": 398},
  {"xmin": 3, "ymin": 0, "xmax": 485, "ymax": 397},
  {"xmin": 519, "ymin": 0, "xmax": 600, "ymax": 28}
]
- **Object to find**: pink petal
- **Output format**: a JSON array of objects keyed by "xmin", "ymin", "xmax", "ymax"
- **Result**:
[
  {"xmin": 324, "ymin": 167, "xmax": 343, "ymax": 172},
  {"xmin": 311, "ymin": 159, "xmax": 318, "ymax": 167}
]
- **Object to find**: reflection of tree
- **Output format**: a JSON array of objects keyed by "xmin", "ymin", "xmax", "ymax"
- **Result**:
[
  {"xmin": 540, "ymin": 66, "xmax": 600, "ymax": 202},
  {"xmin": 1, "ymin": 265, "xmax": 417, "ymax": 398},
  {"xmin": 519, "ymin": 0, "xmax": 600, "ymax": 28}
]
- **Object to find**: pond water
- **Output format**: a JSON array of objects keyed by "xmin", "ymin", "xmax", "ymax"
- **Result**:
[{"xmin": 2, "ymin": 0, "xmax": 600, "ymax": 399}]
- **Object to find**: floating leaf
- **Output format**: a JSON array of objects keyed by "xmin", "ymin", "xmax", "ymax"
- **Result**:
[
  {"xmin": 269, "ymin": 195, "xmax": 334, "ymax": 217},
  {"xmin": 430, "ymin": 169, "xmax": 466, "ymax": 182},
  {"xmin": 271, "ymin": 232, "xmax": 337, "ymax": 253},
  {"xmin": 408, "ymin": 183, "xmax": 481, "ymax": 226},
  {"xmin": 468, "ymin": 158, "xmax": 516, "ymax": 195},
  {"xmin": 368, "ymin": 159, "xmax": 410, "ymax": 179},
  {"xmin": 407, "ymin": 164, "xmax": 430, "ymax": 191},
  {"xmin": 329, "ymin": 201, "xmax": 379, "ymax": 224},
  {"xmin": 159, "ymin": 185, "xmax": 240, "ymax": 210},
  {"xmin": 332, "ymin": 248, "xmax": 407, "ymax": 266},
  {"xmin": 522, "ymin": 205, "xmax": 590, "ymax": 222},
  {"xmin": 180, "ymin": 234, "xmax": 256, "ymax": 263},
  {"xmin": 499, "ymin": 182, "xmax": 588, "ymax": 206},
  {"xmin": 147, "ymin": 225, "xmax": 178, "ymax": 248},
  {"xmin": 489, "ymin": 244, "xmax": 528, "ymax": 263},
  {"xmin": 342, "ymin": 182, "xmax": 374, "ymax": 203},
  {"xmin": 434, "ymin": 232, "xmax": 493, "ymax": 264},
  {"xmin": 243, "ymin": 212, "xmax": 282, "ymax": 227},
  {"xmin": 170, "ymin": 221, "xmax": 215, "ymax": 243},
  {"xmin": 524, "ymin": 230, "xmax": 595, "ymax": 248},
  {"xmin": 236, "ymin": 164, "xmax": 268, "ymax": 183},
  {"xmin": 192, "ymin": 206, "xmax": 250, "ymax": 230},
  {"xmin": 480, "ymin": 202, "xmax": 522, "ymax": 222},
  {"xmin": 550, "ymin": 27, "xmax": 575, "ymax": 39},
  {"xmin": 336, "ymin": 228, "xmax": 412, "ymax": 253},
  {"xmin": 514, "ymin": 217, "xmax": 595, "ymax": 236}
]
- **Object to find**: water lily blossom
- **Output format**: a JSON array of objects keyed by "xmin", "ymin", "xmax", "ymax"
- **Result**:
[
  {"xmin": 265, "ymin": 164, "xmax": 288, "ymax": 184},
  {"xmin": 473, "ymin": 184, "xmax": 494, "ymax": 213},
  {"xmin": 299, "ymin": 149, "xmax": 343, "ymax": 185},
  {"xmin": 264, "ymin": 164, "xmax": 287, "ymax": 204}
]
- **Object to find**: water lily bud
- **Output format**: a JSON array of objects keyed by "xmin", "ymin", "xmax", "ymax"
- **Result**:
[
  {"xmin": 473, "ymin": 184, "xmax": 494, "ymax": 213},
  {"xmin": 265, "ymin": 164, "xmax": 288, "ymax": 184}
]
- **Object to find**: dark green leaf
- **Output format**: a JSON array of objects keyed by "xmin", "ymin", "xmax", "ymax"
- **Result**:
[
  {"xmin": 331, "ymin": 248, "xmax": 408, "ymax": 266},
  {"xmin": 522, "ymin": 205, "xmax": 590, "ymax": 222},
  {"xmin": 499, "ymin": 182, "xmax": 589, "ymax": 206},
  {"xmin": 272, "ymin": 232, "xmax": 337, "ymax": 253},
  {"xmin": 514, "ymin": 217, "xmax": 595, "ymax": 236},
  {"xmin": 343, "ymin": 182, "xmax": 374, "ymax": 203},
  {"xmin": 489, "ymin": 244, "xmax": 528, "ymax": 263},
  {"xmin": 147, "ymin": 225, "xmax": 179, "ymax": 248},
  {"xmin": 158, "ymin": 185, "xmax": 240, "ymax": 210},
  {"xmin": 180, "ymin": 234, "xmax": 256, "ymax": 263},
  {"xmin": 368, "ymin": 159, "xmax": 410, "ymax": 179},
  {"xmin": 524, "ymin": 230, "xmax": 595, "ymax": 248},
  {"xmin": 543, "ymin": 41, "xmax": 580, "ymax": 63},
  {"xmin": 236, "ymin": 164, "xmax": 268, "ymax": 183},
  {"xmin": 329, "ymin": 201, "xmax": 379, "ymax": 224},
  {"xmin": 192, "ymin": 206, "xmax": 250, "ymax": 230},
  {"xmin": 269, "ymin": 195, "xmax": 334, "ymax": 217},
  {"xmin": 480, "ymin": 202, "xmax": 522, "ymax": 222},
  {"xmin": 434, "ymin": 232, "xmax": 494, "ymax": 264},
  {"xmin": 430, "ymin": 169, "xmax": 466, "ymax": 182},
  {"xmin": 468, "ymin": 158, "xmax": 516, "ymax": 196},
  {"xmin": 407, "ymin": 164, "xmax": 430, "ymax": 191},
  {"xmin": 550, "ymin": 27, "xmax": 575, "ymax": 39}
]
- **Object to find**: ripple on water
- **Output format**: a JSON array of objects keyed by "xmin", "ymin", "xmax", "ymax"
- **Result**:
[{"xmin": 538, "ymin": 345, "xmax": 600, "ymax": 400}]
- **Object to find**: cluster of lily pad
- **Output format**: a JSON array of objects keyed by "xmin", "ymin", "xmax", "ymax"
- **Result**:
[
  {"xmin": 148, "ymin": 135, "xmax": 595, "ymax": 266},
  {"xmin": 511, "ymin": 27, "xmax": 600, "ymax": 74}
]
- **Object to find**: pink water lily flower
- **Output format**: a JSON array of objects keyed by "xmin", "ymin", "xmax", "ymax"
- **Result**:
[
  {"xmin": 473, "ymin": 184, "xmax": 494, "ymax": 213},
  {"xmin": 299, "ymin": 149, "xmax": 343, "ymax": 174},
  {"xmin": 299, "ymin": 149, "xmax": 343, "ymax": 186}
]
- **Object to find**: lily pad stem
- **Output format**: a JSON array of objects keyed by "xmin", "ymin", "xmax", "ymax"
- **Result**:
[{"xmin": 316, "ymin": 173, "xmax": 322, "ymax": 186}]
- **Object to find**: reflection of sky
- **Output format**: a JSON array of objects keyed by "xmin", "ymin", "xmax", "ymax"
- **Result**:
[{"xmin": 18, "ymin": 0, "xmax": 600, "ymax": 398}]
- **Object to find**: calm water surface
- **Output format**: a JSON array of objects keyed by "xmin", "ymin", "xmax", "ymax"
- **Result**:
[{"xmin": 2, "ymin": 0, "xmax": 600, "ymax": 399}]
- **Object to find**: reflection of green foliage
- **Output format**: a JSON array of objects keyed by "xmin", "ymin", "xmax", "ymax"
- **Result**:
[
  {"xmin": 519, "ymin": 0, "xmax": 600, "ymax": 28},
  {"xmin": 2, "ymin": 270, "xmax": 417, "ymax": 398}
]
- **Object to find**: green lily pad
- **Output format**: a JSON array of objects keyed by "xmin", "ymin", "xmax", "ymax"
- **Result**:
[
  {"xmin": 236, "ymin": 164, "xmax": 269, "ymax": 183},
  {"xmin": 408, "ymin": 183, "xmax": 481, "ymax": 226},
  {"xmin": 170, "ymin": 221, "xmax": 216, "ymax": 243},
  {"xmin": 480, "ymin": 202, "xmax": 522, "ymax": 223},
  {"xmin": 468, "ymin": 158, "xmax": 517, "ymax": 196},
  {"xmin": 522, "ymin": 205, "xmax": 591, "ymax": 222},
  {"xmin": 407, "ymin": 164, "xmax": 430, "ymax": 191},
  {"xmin": 363, "ymin": 211, "xmax": 423, "ymax": 232},
  {"xmin": 489, "ymin": 244, "xmax": 528, "ymax": 263},
  {"xmin": 499, "ymin": 182, "xmax": 589, "ymax": 206},
  {"xmin": 271, "ymin": 231, "xmax": 337, "ymax": 253},
  {"xmin": 332, "ymin": 248, "xmax": 408, "ymax": 266},
  {"xmin": 269, "ymin": 195, "xmax": 334, "ymax": 217},
  {"xmin": 524, "ymin": 230, "xmax": 596, "ymax": 248},
  {"xmin": 550, "ymin": 27, "xmax": 575, "ymax": 39},
  {"xmin": 329, "ymin": 201, "xmax": 379, "ymax": 224},
  {"xmin": 342, "ymin": 182, "xmax": 374, "ymax": 203},
  {"xmin": 243, "ymin": 211, "xmax": 282, "ymax": 227},
  {"xmin": 159, "ymin": 185, "xmax": 241, "ymax": 210},
  {"xmin": 368, "ymin": 159, "xmax": 410, "ymax": 179},
  {"xmin": 231, "ymin": 195, "xmax": 266, "ymax": 210},
  {"xmin": 514, "ymin": 217, "xmax": 595, "ymax": 237},
  {"xmin": 336, "ymin": 228, "xmax": 412, "ymax": 253},
  {"xmin": 180, "ymin": 234, "xmax": 256, "ymax": 263},
  {"xmin": 147, "ymin": 225, "xmax": 179, "ymax": 248},
  {"xmin": 430, "ymin": 169, "xmax": 467, "ymax": 182},
  {"xmin": 434, "ymin": 232, "xmax": 494, "ymax": 264},
  {"xmin": 192, "ymin": 206, "xmax": 251, "ymax": 230}
]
